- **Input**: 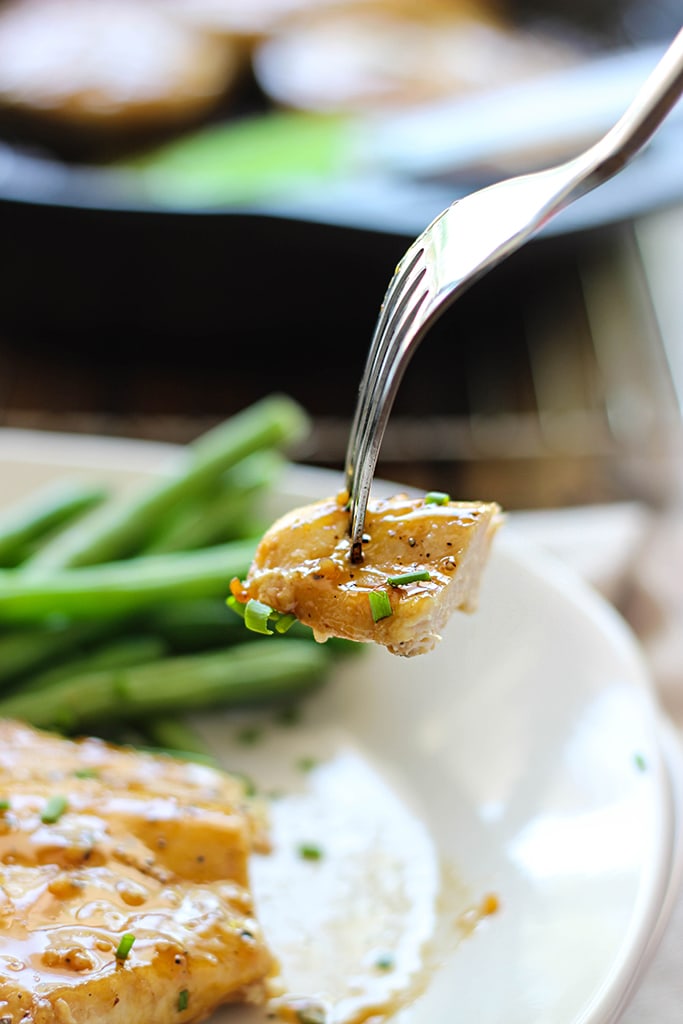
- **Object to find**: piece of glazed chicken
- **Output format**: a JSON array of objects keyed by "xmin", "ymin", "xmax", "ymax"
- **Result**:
[
  {"xmin": 0, "ymin": 720, "xmax": 272, "ymax": 1024},
  {"xmin": 241, "ymin": 492, "xmax": 501, "ymax": 656}
]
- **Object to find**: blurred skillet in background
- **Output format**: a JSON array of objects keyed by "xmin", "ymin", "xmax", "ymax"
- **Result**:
[{"xmin": 0, "ymin": 0, "xmax": 681, "ymax": 348}]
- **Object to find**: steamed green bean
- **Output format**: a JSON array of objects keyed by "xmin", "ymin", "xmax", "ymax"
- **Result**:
[
  {"xmin": 25, "ymin": 394, "xmax": 308, "ymax": 571},
  {"xmin": 0, "ymin": 539, "xmax": 257, "ymax": 623},
  {"xmin": 0, "ymin": 640, "xmax": 330, "ymax": 730},
  {"xmin": 0, "ymin": 480, "xmax": 106, "ymax": 567}
]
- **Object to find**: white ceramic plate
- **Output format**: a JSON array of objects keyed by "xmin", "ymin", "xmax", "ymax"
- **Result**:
[{"xmin": 0, "ymin": 429, "xmax": 681, "ymax": 1024}]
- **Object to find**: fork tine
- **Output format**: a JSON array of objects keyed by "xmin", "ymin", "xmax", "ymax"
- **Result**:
[
  {"xmin": 344, "ymin": 244, "xmax": 428, "ymax": 492},
  {"xmin": 345, "ymin": 254, "xmax": 424, "ymax": 478},
  {"xmin": 344, "ymin": 244, "xmax": 427, "ymax": 490},
  {"xmin": 350, "ymin": 276, "xmax": 430, "ymax": 491},
  {"xmin": 345, "ymin": 253, "xmax": 432, "ymax": 560}
]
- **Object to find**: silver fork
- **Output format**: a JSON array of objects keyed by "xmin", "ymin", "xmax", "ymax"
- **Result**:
[{"xmin": 344, "ymin": 27, "xmax": 683, "ymax": 563}]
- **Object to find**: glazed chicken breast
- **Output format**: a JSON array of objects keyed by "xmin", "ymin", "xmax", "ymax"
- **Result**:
[
  {"xmin": 0, "ymin": 0, "xmax": 243, "ymax": 154},
  {"xmin": 0, "ymin": 720, "xmax": 272, "ymax": 1024},
  {"xmin": 242, "ymin": 492, "xmax": 501, "ymax": 656}
]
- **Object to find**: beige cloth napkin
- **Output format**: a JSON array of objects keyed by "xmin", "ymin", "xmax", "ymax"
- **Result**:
[{"xmin": 510, "ymin": 503, "xmax": 683, "ymax": 1022}]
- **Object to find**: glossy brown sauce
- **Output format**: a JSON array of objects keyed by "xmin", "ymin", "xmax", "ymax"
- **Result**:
[
  {"xmin": 0, "ymin": 721, "xmax": 272, "ymax": 1020},
  {"xmin": 245, "ymin": 493, "xmax": 500, "ymax": 655}
]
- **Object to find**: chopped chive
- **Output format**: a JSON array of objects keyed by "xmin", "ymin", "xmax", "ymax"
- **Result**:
[
  {"xmin": 228, "ymin": 770, "xmax": 257, "ymax": 796},
  {"xmin": 115, "ymin": 933, "xmax": 136, "ymax": 960},
  {"xmin": 275, "ymin": 703, "xmax": 301, "ymax": 726},
  {"xmin": 297, "ymin": 842, "xmax": 324, "ymax": 861},
  {"xmin": 41, "ymin": 794, "xmax": 68, "ymax": 824},
  {"xmin": 225, "ymin": 594, "xmax": 246, "ymax": 619},
  {"xmin": 375, "ymin": 952, "xmax": 395, "ymax": 971},
  {"xmin": 177, "ymin": 989, "xmax": 189, "ymax": 1012},
  {"xmin": 387, "ymin": 571, "xmax": 431, "ymax": 586},
  {"xmin": 244, "ymin": 598, "xmax": 275, "ymax": 635},
  {"xmin": 73, "ymin": 768, "xmax": 99, "ymax": 779},
  {"xmin": 634, "ymin": 753, "xmax": 647, "ymax": 771},
  {"xmin": 296, "ymin": 756, "xmax": 317, "ymax": 773},
  {"xmin": 296, "ymin": 1008, "xmax": 327, "ymax": 1024},
  {"xmin": 0, "ymin": 798, "xmax": 9, "ymax": 812},
  {"xmin": 368, "ymin": 590, "xmax": 392, "ymax": 622},
  {"xmin": 274, "ymin": 613, "xmax": 297, "ymax": 634},
  {"xmin": 425, "ymin": 491, "xmax": 450, "ymax": 505},
  {"xmin": 237, "ymin": 725, "xmax": 263, "ymax": 745},
  {"xmin": 230, "ymin": 595, "xmax": 296, "ymax": 636}
]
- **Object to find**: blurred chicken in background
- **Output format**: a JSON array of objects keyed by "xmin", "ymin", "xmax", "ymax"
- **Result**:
[
  {"xmin": 0, "ymin": 0, "xmax": 680, "ymax": 518},
  {"xmin": 0, "ymin": 0, "xmax": 581, "ymax": 159}
]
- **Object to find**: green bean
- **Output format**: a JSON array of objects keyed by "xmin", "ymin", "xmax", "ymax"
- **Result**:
[
  {"xmin": 0, "ymin": 539, "xmax": 257, "ymax": 623},
  {"xmin": 0, "ymin": 621, "xmax": 113, "ymax": 687},
  {"xmin": 140, "ymin": 717, "xmax": 214, "ymax": 758},
  {"xmin": 24, "ymin": 394, "xmax": 309, "ymax": 571},
  {"xmin": 18, "ymin": 636, "xmax": 168, "ymax": 692},
  {"xmin": 0, "ymin": 480, "xmax": 106, "ymax": 567},
  {"xmin": 0, "ymin": 640, "xmax": 330, "ymax": 730},
  {"xmin": 142, "ymin": 599, "xmax": 244, "ymax": 652},
  {"xmin": 145, "ymin": 449, "xmax": 284, "ymax": 554}
]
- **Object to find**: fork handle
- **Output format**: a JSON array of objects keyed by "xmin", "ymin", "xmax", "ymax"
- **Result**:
[
  {"xmin": 576, "ymin": 27, "xmax": 683, "ymax": 192},
  {"xmin": 344, "ymin": 29, "xmax": 683, "ymax": 559}
]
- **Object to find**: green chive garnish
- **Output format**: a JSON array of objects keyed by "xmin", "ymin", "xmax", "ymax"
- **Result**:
[
  {"xmin": 225, "ymin": 595, "xmax": 246, "ymax": 619},
  {"xmin": 244, "ymin": 598, "xmax": 275, "ymax": 635},
  {"xmin": 387, "ymin": 571, "xmax": 432, "ymax": 586},
  {"xmin": 275, "ymin": 613, "xmax": 297, "ymax": 634},
  {"xmin": 73, "ymin": 768, "xmax": 99, "ymax": 779},
  {"xmin": 375, "ymin": 952, "xmax": 395, "ymax": 971},
  {"xmin": 237, "ymin": 725, "xmax": 263, "ymax": 746},
  {"xmin": 0, "ymin": 798, "xmax": 10, "ymax": 812},
  {"xmin": 228, "ymin": 770, "xmax": 257, "ymax": 796},
  {"xmin": 41, "ymin": 795, "xmax": 68, "ymax": 824},
  {"xmin": 368, "ymin": 590, "xmax": 392, "ymax": 622},
  {"xmin": 297, "ymin": 842, "xmax": 323, "ymax": 861},
  {"xmin": 275, "ymin": 704, "xmax": 301, "ymax": 726},
  {"xmin": 297, "ymin": 1008, "xmax": 327, "ymax": 1024},
  {"xmin": 634, "ymin": 753, "xmax": 647, "ymax": 772},
  {"xmin": 425, "ymin": 491, "xmax": 450, "ymax": 505},
  {"xmin": 229, "ymin": 596, "xmax": 297, "ymax": 636},
  {"xmin": 296, "ymin": 756, "xmax": 317, "ymax": 773},
  {"xmin": 177, "ymin": 989, "xmax": 189, "ymax": 1012},
  {"xmin": 115, "ymin": 933, "xmax": 136, "ymax": 960}
]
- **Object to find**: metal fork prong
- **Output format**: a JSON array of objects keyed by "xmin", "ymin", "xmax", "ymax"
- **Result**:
[
  {"xmin": 347, "ymin": 281, "xmax": 431, "ymax": 561},
  {"xmin": 344, "ymin": 246, "xmax": 427, "ymax": 496},
  {"xmin": 345, "ymin": 249, "xmax": 426, "ymax": 468},
  {"xmin": 344, "ymin": 255, "xmax": 427, "ymax": 497}
]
